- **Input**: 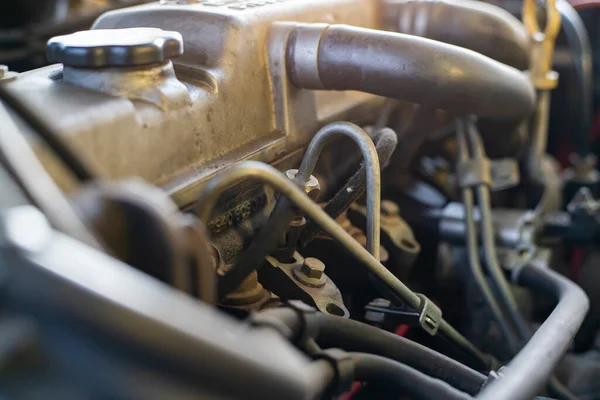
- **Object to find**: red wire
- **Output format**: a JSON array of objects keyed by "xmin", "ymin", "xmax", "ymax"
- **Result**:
[
  {"xmin": 342, "ymin": 382, "xmax": 363, "ymax": 400},
  {"xmin": 395, "ymin": 324, "xmax": 411, "ymax": 337}
]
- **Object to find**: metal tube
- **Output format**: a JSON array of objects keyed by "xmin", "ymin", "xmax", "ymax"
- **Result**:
[
  {"xmin": 196, "ymin": 161, "xmax": 419, "ymax": 308},
  {"xmin": 195, "ymin": 161, "xmax": 489, "ymax": 370},
  {"xmin": 301, "ymin": 128, "xmax": 397, "ymax": 246},
  {"xmin": 466, "ymin": 121, "xmax": 531, "ymax": 341},
  {"xmin": 526, "ymin": 90, "xmax": 552, "ymax": 182},
  {"xmin": 287, "ymin": 24, "xmax": 535, "ymax": 123},
  {"xmin": 295, "ymin": 122, "xmax": 381, "ymax": 260},
  {"xmin": 382, "ymin": 0, "xmax": 530, "ymax": 69},
  {"xmin": 478, "ymin": 266, "xmax": 589, "ymax": 400},
  {"xmin": 456, "ymin": 120, "xmax": 521, "ymax": 354}
]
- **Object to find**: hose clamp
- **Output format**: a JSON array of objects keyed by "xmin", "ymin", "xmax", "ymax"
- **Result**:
[
  {"xmin": 313, "ymin": 349, "xmax": 355, "ymax": 395},
  {"xmin": 417, "ymin": 294, "xmax": 442, "ymax": 336},
  {"xmin": 248, "ymin": 313, "xmax": 293, "ymax": 339},
  {"xmin": 284, "ymin": 300, "xmax": 319, "ymax": 344}
]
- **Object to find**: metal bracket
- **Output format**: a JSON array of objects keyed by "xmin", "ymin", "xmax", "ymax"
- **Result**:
[
  {"xmin": 458, "ymin": 158, "xmax": 519, "ymax": 191},
  {"xmin": 364, "ymin": 295, "xmax": 441, "ymax": 336},
  {"xmin": 457, "ymin": 158, "xmax": 492, "ymax": 188},
  {"xmin": 490, "ymin": 159, "xmax": 520, "ymax": 191}
]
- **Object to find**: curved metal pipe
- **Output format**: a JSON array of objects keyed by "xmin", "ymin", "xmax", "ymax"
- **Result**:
[
  {"xmin": 295, "ymin": 122, "xmax": 381, "ymax": 260},
  {"xmin": 382, "ymin": 0, "xmax": 530, "ymax": 70},
  {"xmin": 196, "ymin": 161, "xmax": 418, "ymax": 308},
  {"xmin": 465, "ymin": 120, "xmax": 531, "ymax": 342},
  {"xmin": 301, "ymin": 127, "xmax": 397, "ymax": 246},
  {"xmin": 287, "ymin": 24, "xmax": 535, "ymax": 123},
  {"xmin": 195, "ymin": 161, "xmax": 489, "ymax": 370},
  {"xmin": 478, "ymin": 266, "xmax": 589, "ymax": 400}
]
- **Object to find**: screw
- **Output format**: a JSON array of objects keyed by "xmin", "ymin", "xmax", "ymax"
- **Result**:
[
  {"xmin": 381, "ymin": 200, "xmax": 399, "ymax": 216},
  {"xmin": 301, "ymin": 257, "xmax": 325, "ymax": 279}
]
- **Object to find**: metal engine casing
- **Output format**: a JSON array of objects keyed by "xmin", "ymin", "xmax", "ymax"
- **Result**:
[{"xmin": 8, "ymin": 0, "xmax": 386, "ymax": 206}]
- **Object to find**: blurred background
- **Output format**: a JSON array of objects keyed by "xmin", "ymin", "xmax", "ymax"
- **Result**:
[{"xmin": 0, "ymin": 0, "xmax": 153, "ymax": 71}]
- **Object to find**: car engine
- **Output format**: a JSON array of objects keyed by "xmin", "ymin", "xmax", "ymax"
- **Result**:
[{"xmin": 1, "ymin": 0, "xmax": 600, "ymax": 398}]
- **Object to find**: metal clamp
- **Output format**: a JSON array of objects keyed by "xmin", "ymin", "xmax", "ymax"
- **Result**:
[
  {"xmin": 248, "ymin": 313, "xmax": 294, "ymax": 339},
  {"xmin": 457, "ymin": 158, "xmax": 492, "ymax": 188},
  {"xmin": 523, "ymin": 0, "xmax": 561, "ymax": 89},
  {"xmin": 283, "ymin": 300, "xmax": 319, "ymax": 344},
  {"xmin": 417, "ymin": 294, "xmax": 442, "ymax": 336},
  {"xmin": 490, "ymin": 159, "xmax": 520, "ymax": 191},
  {"xmin": 313, "ymin": 349, "xmax": 354, "ymax": 396}
]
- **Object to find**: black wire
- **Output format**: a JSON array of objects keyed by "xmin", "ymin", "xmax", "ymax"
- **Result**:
[{"xmin": 0, "ymin": 84, "xmax": 97, "ymax": 182}]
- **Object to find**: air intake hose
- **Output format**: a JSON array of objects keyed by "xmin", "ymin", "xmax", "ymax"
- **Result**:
[{"xmin": 286, "ymin": 24, "xmax": 535, "ymax": 124}]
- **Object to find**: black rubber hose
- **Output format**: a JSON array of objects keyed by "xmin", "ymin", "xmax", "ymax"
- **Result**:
[
  {"xmin": 456, "ymin": 120, "xmax": 521, "ymax": 355},
  {"xmin": 477, "ymin": 266, "xmax": 589, "ymax": 400},
  {"xmin": 382, "ymin": 0, "xmax": 530, "ymax": 70},
  {"xmin": 314, "ymin": 313, "xmax": 486, "ymax": 395},
  {"xmin": 557, "ymin": 0, "xmax": 593, "ymax": 157},
  {"xmin": 349, "ymin": 353, "xmax": 472, "ymax": 400},
  {"xmin": 300, "ymin": 128, "xmax": 398, "ymax": 246},
  {"xmin": 0, "ymin": 84, "xmax": 96, "ymax": 182}
]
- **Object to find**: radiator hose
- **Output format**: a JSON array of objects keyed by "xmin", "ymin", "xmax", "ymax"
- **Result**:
[{"xmin": 286, "ymin": 24, "xmax": 535, "ymax": 124}]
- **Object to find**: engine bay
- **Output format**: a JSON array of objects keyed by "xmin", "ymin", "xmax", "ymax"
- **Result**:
[{"xmin": 0, "ymin": 0, "xmax": 599, "ymax": 399}]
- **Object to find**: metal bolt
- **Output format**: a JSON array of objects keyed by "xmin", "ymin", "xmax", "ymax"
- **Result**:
[
  {"xmin": 286, "ymin": 169, "xmax": 321, "ymax": 200},
  {"xmin": 301, "ymin": 257, "xmax": 325, "ymax": 279},
  {"xmin": 381, "ymin": 200, "xmax": 399, "ymax": 216}
]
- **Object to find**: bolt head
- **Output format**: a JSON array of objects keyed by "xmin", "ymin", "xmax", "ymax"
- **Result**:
[{"xmin": 301, "ymin": 257, "xmax": 325, "ymax": 279}]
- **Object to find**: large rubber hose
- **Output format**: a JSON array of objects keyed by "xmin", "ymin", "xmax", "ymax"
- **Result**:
[
  {"xmin": 287, "ymin": 24, "xmax": 535, "ymax": 123},
  {"xmin": 314, "ymin": 313, "xmax": 487, "ymax": 395},
  {"xmin": 350, "ymin": 353, "xmax": 472, "ymax": 400},
  {"xmin": 382, "ymin": 0, "xmax": 530, "ymax": 69}
]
